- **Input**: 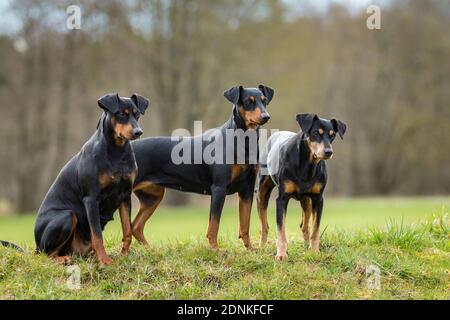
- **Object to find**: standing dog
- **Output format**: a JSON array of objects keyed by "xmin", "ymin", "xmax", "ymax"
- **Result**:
[
  {"xmin": 257, "ymin": 114, "xmax": 346, "ymax": 260},
  {"xmin": 130, "ymin": 85, "xmax": 274, "ymax": 249},
  {"xmin": 34, "ymin": 93, "xmax": 149, "ymax": 265}
]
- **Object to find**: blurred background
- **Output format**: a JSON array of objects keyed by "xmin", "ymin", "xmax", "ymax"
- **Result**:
[{"xmin": 0, "ymin": 0, "xmax": 449, "ymax": 215}]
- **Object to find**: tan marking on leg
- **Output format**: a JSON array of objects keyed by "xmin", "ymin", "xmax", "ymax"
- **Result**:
[
  {"xmin": 238, "ymin": 196, "xmax": 253, "ymax": 249},
  {"xmin": 231, "ymin": 164, "xmax": 247, "ymax": 182},
  {"xmin": 310, "ymin": 209, "xmax": 320, "ymax": 253},
  {"xmin": 206, "ymin": 216, "xmax": 220, "ymax": 250},
  {"xmin": 276, "ymin": 214, "xmax": 288, "ymax": 261},
  {"xmin": 301, "ymin": 198, "xmax": 312, "ymax": 243},
  {"xmin": 51, "ymin": 255, "xmax": 73, "ymax": 265},
  {"xmin": 119, "ymin": 202, "xmax": 132, "ymax": 254},
  {"xmin": 131, "ymin": 182, "xmax": 165, "ymax": 245},
  {"xmin": 257, "ymin": 176, "xmax": 273, "ymax": 246},
  {"xmin": 284, "ymin": 180, "xmax": 298, "ymax": 194},
  {"xmin": 90, "ymin": 232, "xmax": 112, "ymax": 265}
]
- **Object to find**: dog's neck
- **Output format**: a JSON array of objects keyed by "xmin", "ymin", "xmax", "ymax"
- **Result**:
[{"xmin": 293, "ymin": 133, "xmax": 321, "ymax": 181}]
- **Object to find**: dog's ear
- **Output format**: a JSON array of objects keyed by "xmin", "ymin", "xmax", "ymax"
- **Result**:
[
  {"xmin": 258, "ymin": 84, "xmax": 275, "ymax": 104},
  {"xmin": 331, "ymin": 118, "xmax": 347, "ymax": 139},
  {"xmin": 296, "ymin": 113, "xmax": 318, "ymax": 134},
  {"xmin": 224, "ymin": 85, "xmax": 243, "ymax": 105},
  {"xmin": 131, "ymin": 93, "xmax": 150, "ymax": 115},
  {"xmin": 98, "ymin": 93, "xmax": 120, "ymax": 113}
]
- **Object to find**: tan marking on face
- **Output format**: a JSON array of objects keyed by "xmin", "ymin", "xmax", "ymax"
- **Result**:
[
  {"xmin": 261, "ymin": 95, "xmax": 266, "ymax": 102},
  {"xmin": 311, "ymin": 182, "xmax": 322, "ymax": 194},
  {"xmin": 329, "ymin": 130, "xmax": 334, "ymax": 136},
  {"xmin": 307, "ymin": 138, "xmax": 325, "ymax": 162},
  {"xmin": 318, "ymin": 128, "xmax": 324, "ymax": 135},
  {"xmin": 239, "ymin": 105, "xmax": 262, "ymax": 129},
  {"xmin": 284, "ymin": 180, "xmax": 298, "ymax": 194},
  {"xmin": 249, "ymin": 96, "xmax": 255, "ymax": 103},
  {"xmin": 115, "ymin": 123, "xmax": 134, "ymax": 140},
  {"xmin": 124, "ymin": 109, "xmax": 130, "ymax": 115}
]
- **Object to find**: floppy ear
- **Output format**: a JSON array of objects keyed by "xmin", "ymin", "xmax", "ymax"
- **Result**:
[
  {"xmin": 223, "ymin": 85, "xmax": 243, "ymax": 105},
  {"xmin": 258, "ymin": 84, "xmax": 275, "ymax": 104},
  {"xmin": 295, "ymin": 113, "xmax": 318, "ymax": 134},
  {"xmin": 131, "ymin": 93, "xmax": 150, "ymax": 114},
  {"xmin": 331, "ymin": 118, "xmax": 347, "ymax": 139},
  {"xmin": 98, "ymin": 93, "xmax": 120, "ymax": 113}
]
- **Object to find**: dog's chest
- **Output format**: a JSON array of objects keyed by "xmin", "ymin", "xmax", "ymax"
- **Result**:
[{"xmin": 284, "ymin": 179, "xmax": 323, "ymax": 198}]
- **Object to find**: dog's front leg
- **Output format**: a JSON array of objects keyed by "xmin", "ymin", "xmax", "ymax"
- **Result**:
[
  {"xmin": 119, "ymin": 197, "xmax": 132, "ymax": 254},
  {"xmin": 83, "ymin": 196, "xmax": 112, "ymax": 265},
  {"xmin": 310, "ymin": 196, "xmax": 323, "ymax": 253},
  {"xmin": 275, "ymin": 194, "xmax": 290, "ymax": 261},
  {"xmin": 238, "ymin": 189, "xmax": 254, "ymax": 250},
  {"xmin": 206, "ymin": 185, "xmax": 226, "ymax": 250}
]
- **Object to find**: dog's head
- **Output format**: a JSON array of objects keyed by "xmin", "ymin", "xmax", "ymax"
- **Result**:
[
  {"xmin": 296, "ymin": 113, "xmax": 346, "ymax": 161},
  {"xmin": 224, "ymin": 84, "xmax": 274, "ymax": 129},
  {"xmin": 98, "ymin": 93, "xmax": 149, "ymax": 145}
]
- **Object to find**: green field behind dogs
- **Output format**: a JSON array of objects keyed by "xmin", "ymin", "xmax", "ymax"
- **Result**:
[
  {"xmin": 0, "ymin": 197, "xmax": 449, "ymax": 300},
  {"xmin": 0, "ymin": 197, "xmax": 448, "ymax": 247}
]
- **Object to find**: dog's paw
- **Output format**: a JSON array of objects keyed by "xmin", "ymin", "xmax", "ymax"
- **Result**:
[
  {"xmin": 275, "ymin": 253, "xmax": 288, "ymax": 261},
  {"xmin": 98, "ymin": 255, "xmax": 113, "ymax": 265},
  {"xmin": 54, "ymin": 255, "xmax": 73, "ymax": 265}
]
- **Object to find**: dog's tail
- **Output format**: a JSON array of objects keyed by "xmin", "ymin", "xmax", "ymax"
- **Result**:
[{"xmin": 1, "ymin": 240, "xmax": 25, "ymax": 252}]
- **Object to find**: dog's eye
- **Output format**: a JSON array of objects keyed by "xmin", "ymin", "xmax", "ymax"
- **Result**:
[{"xmin": 119, "ymin": 112, "xmax": 128, "ymax": 118}]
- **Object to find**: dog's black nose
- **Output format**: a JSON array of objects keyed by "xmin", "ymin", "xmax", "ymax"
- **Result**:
[
  {"xmin": 324, "ymin": 149, "xmax": 333, "ymax": 157},
  {"xmin": 261, "ymin": 113, "xmax": 271, "ymax": 122},
  {"xmin": 133, "ymin": 128, "xmax": 143, "ymax": 138}
]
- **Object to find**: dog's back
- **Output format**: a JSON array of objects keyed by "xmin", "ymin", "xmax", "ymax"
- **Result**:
[{"xmin": 261, "ymin": 131, "xmax": 296, "ymax": 181}]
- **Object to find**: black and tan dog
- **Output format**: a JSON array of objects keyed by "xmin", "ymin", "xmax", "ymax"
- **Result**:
[
  {"xmin": 130, "ymin": 85, "xmax": 274, "ymax": 250},
  {"xmin": 34, "ymin": 93, "xmax": 149, "ymax": 265},
  {"xmin": 257, "ymin": 114, "xmax": 346, "ymax": 260}
]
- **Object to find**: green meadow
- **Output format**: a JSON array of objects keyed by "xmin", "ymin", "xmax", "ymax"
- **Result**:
[
  {"xmin": 0, "ymin": 197, "xmax": 447, "ymax": 247},
  {"xmin": 0, "ymin": 197, "xmax": 448, "ymax": 299}
]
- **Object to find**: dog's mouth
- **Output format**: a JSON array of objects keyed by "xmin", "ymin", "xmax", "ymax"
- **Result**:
[
  {"xmin": 119, "ymin": 133, "xmax": 136, "ymax": 141},
  {"xmin": 313, "ymin": 153, "xmax": 333, "ymax": 161},
  {"xmin": 246, "ymin": 120, "xmax": 264, "ymax": 129}
]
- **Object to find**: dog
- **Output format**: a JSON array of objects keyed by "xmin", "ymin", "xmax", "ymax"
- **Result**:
[
  {"xmin": 129, "ymin": 85, "xmax": 274, "ymax": 250},
  {"xmin": 257, "ymin": 113, "xmax": 346, "ymax": 260},
  {"xmin": 33, "ymin": 93, "xmax": 149, "ymax": 265}
]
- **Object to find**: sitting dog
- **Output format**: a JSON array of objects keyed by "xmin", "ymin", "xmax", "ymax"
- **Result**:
[
  {"xmin": 34, "ymin": 93, "xmax": 149, "ymax": 265},
  {"xmin": 257, "ymin": 114, "xmax": 346, "ymax": 260},
  {"xmin": 130, "ymin": 85, "xmax": 274, "ymax": 250}
]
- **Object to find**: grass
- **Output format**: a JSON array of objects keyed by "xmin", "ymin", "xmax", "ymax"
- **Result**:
[{"xmin": 0, "ymin": 197, "xmax": 449, "ymax": 299}]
